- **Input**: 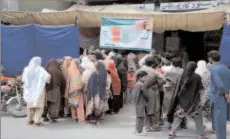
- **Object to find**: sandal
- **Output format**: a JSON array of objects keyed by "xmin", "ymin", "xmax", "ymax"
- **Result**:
[
  {"xmin": 27, "ymin": 121, "xmax": 34, "ymax": 125},
  {"xmin": 78, "ymin": 121, "xmax": 86, "ymax": 124},
  {"xmin": 34, "ymin": 122, "xmax": 42, "ymax": 126},
  {"xmin": 43, "ymin": 117, "xmax": 49, "ymax": 122},
  {"xmin": 149, "ymin": 127, "xmax": 161, "ymax": 132},
  {"xmin": 168, "ymin": 133, "xmax": 176, "ymax": 139},
  {"xmin": 89, "ymin": 120, "xmax": 96, "ymax": 125},
  {"xmin": 72, "ymin": 119, "xmax": 78, "ymax": 123}
]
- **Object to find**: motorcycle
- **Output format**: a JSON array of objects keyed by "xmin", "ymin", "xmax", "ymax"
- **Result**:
[{"xmin": 1, "ymin": 75, "xmax": 27, "ymax": 117}]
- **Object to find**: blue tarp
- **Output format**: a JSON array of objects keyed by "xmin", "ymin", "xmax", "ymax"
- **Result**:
[
  {"xmin": 1, "ymin": 24, "xmax": 79, "ymax": 76},
  {"xmin": 220, "ymin": 24, "xmax": 230, "ymax": 66}
]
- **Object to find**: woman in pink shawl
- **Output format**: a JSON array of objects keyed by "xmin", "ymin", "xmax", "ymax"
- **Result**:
[{"xmin": 62, "ymin": 56, "xmax": 85, "ymax": 123}]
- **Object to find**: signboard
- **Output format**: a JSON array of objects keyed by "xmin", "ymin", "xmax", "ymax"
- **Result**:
[
  {"xmin": 130, "ymin": 4, "xmax": 155, "ymax": 11},
  {"xmin": 160, "ymin": 0, "xmax": 229, "ymax": 11},
  {"xmin": 100, "ymin": 17, "xmax": 152, "ymax": 51}
]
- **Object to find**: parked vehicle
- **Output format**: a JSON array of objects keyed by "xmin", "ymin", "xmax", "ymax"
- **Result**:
[{"xmin": 1, "ymin": 75, "xmax": 27, "ymax": 117}]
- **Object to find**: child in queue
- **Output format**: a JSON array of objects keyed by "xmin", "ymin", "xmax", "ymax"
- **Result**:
[
  {"xmin": 133, "ymin": 71, "xmax": 149, "ymax": 136},
  {"xmin": 125, "ymin": 68, "xmax": 136, "ymax": 104}
]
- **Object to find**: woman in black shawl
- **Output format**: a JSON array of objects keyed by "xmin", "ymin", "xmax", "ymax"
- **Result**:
[
  {"xmin": 86, "ymin": 61, "xmax": 107, "ymax": 125},
  {"xmin": 116, "ymin": 54, "xmax": 128, "ymax": 109},
  {"xmin": 168, "ymin": 61, "xmax": 206, "ymax": 139},
  {"xmin": 43, "ymin": 59, "xmax": 66, "ymax": 122}
]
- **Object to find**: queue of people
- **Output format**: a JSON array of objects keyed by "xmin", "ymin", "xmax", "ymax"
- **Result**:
[
  {"xmin": 22, "ymin": 50, "xmax": 125, "ymax": 126},
  {"xmin": 21, "ymin": 49, "xmax": 230, "ymax": 139},
  {"xmin": 133, "ymin": 50, "xmax": 230, "ymax": 139}
]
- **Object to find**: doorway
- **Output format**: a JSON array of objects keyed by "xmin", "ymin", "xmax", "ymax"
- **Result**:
[{"xmin": 178, "ymin": 31, "xmax": 205, "ymax": 62}]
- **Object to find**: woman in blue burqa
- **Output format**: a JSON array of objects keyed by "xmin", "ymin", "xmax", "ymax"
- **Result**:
[
  {"xmin": 86, "ymin": 60, "xmax": 108, "ymax": 125},
  {"xmin": 168, "ymin": 61, "xmax": 206, "ymax": 139}
]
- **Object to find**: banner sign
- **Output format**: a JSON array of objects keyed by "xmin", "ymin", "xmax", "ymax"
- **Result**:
[
  {"xmin": 160, "ymin": 0, "xmax": 229, "ymax": 11},
  {"xmin": 130, "ymin": 4, "xmax": 155, "ymax": 11},
  {"xmin": 100, "ymin": 17, "xmax": 152, "ymax": 51}
]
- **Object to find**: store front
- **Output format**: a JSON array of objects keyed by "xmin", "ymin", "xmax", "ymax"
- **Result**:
[{"xmin": 163, "ymin": 29, "xmax": 222, "ymax": 62}]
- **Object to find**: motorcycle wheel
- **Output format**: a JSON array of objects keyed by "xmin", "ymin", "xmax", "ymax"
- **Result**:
[{"xmin": 7, "ymin": 97, "xmax": 27, "ymax": 118}]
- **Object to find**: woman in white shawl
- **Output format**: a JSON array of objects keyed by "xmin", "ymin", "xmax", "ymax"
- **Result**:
[
  {"xmin": 195, "ymin": 60, "xmax": 210, "ymax": 105},
  {"xmin": 22, "ymin": 57, "xmax": 51, "ymax": 126},
  {"xmin": 195, "ymin": 60, "xmax": 211, "ymax": 128}
]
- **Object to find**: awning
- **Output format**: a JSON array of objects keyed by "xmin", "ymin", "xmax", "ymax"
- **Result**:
[
  {"xmin": 77, "ymin": 7, "xmax": 226, "ymax": 32},
  {"xmin": 1, "ymin": 5, "xmax": 228, "ymax": 32},
  {"xmin": 2, "ymin": 11, "xmax": 77, "ymax": 25}
]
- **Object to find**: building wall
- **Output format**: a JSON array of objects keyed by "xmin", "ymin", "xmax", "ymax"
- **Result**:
[
  {"xmin": 19, "ymin": 0, "xmax": 73, "ymax": 11},
  {"xmin": 2, "ymin": 0, "xmax": 19, "ymax": 11},
  {"xmin": 3, "ymin": 0, "xmax": 155, "ymax": 11},
  {"xmin": 3, "ymin": 0, "xmax": 74, "ymax": 12}
]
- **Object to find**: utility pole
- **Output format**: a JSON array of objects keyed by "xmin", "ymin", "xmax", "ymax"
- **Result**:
[{"xmin": 0, "ymin": 0, "xmax": 2, "ymax": 77}]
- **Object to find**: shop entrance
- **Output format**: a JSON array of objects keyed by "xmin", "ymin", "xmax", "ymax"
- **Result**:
[
  {"xmin": 165, "ymin": 30, "xmax": 222, "ymax": 62},
  {"xmin": 178, "ymin": 31, "xmax": 206, "ymax": 62}
]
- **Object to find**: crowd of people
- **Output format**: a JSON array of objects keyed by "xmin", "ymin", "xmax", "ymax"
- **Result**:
[{"xmin": 21, "ymin": 49, "xmax": 230, "ymax": 139}]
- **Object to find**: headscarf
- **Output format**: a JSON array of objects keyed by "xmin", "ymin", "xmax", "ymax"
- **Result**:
[
  {"xmin": 106, "ymin": 51, "xmax": 116, "ymax": 60},
  {"xmin": 74, "ymin": 58, "xmax": 84, "ymax": 73},
  {"xmin": 45, "ymin": 59, "xmax": 65, "ymax": 91},
  {"xmin": 101, "ymin": 49, "xmax": 107, "ymax": 58},
  {"xmin": 62, "ymin": 56, "xmax": 72, "ymax": 79},
  {"xmin": 67, "ymin": 60, "xmax": 83, "ymax": 93},
  {"xmin": 180, "ymin": 61, "xmax": 197, "ymax": 84},
  {"xmin": 106, "ymin": 60, "xmax": 117, "ymax": 74},
  {"xmin": 127, "ymin": 52, "xmax": 137, "ymax": 72},
  {"xmin": 22, "ymin": 57, "xmax": 50, "ymax": 104},
  {"xmin": 81, "ymin": 55, "xmax": 96, "ymax": 71},
  {"xmin": 81, "ymin": 55, "xmax": 96, "ymax": 92},
  {"xmin": 62, "ymin": 57, "xmax": 83, "ymax": 97},
  {"xmin": 57, "ymin": 59, "xmax": 63, "ymax": 64},
  {"xmin": 92, "ymin": 50, "xmax": 104, "ymax": 60},
  {"xmin": 195, "ymin": 60, "xmax": 208, "ymax": 76},
  {"xmin": 116, "ymin": 54, "xmax": 123, "ymax": 67}
]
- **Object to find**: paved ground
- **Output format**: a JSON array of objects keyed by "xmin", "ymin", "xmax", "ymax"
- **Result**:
[{"xmin": 1, "ymin": 104, "xmax": 230, "ymax": 139}]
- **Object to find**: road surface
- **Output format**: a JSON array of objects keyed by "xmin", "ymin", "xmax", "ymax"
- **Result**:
[{"xmin": 1, "ymin": 104, "xmax": 230, "ymax": 139}]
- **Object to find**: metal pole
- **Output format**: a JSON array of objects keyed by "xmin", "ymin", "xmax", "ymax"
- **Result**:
[
  {"xmin": 0, "ymin": 0, "xmax": 2, "ymax": 137},
  {"xmin": 0, "ymin": 0, "xmax": 2, "ymax": 79}
]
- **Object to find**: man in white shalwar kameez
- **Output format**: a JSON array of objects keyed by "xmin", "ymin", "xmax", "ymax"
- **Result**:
[{"xmin": 22, "ymin": 57, "xmax": 51, "ymax": 126}]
